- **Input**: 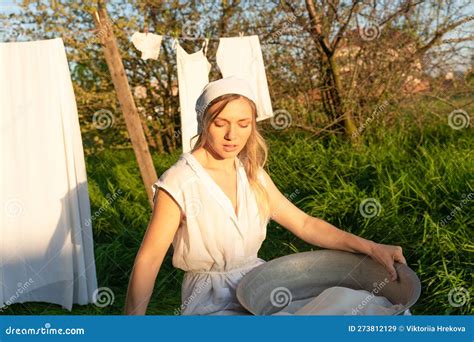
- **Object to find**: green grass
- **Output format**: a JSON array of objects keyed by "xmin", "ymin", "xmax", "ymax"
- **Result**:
[{"xmin": 3, "ymin": 103, "xmax": 472, "ymax": 316}]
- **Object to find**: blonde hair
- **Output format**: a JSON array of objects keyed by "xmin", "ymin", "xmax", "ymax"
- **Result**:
[{"xmin": 190, "ymin": 94, "xmax": 270, "ymax": 225}]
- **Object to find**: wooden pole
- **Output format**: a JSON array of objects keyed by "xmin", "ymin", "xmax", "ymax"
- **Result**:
[{"xmin": 93, "ymin": 7, "xmax": 157, "ymax": 208}]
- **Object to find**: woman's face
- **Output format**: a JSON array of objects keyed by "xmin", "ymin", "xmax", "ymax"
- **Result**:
[{"xmin": 206, "ymin": 97, "xmax": 253, "ymax": 157}]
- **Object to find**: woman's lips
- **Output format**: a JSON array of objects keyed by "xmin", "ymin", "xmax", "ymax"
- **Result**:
[{"xmin": 223, "ymin": 144, "xmax": 238, "ymax": 151}]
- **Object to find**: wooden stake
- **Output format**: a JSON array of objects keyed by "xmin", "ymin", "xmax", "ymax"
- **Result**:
[{"xmin": 93, "ymin": 7, "xmax": 158, "ymax": 208}]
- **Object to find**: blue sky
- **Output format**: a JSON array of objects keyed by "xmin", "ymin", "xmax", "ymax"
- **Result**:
[{"xmin": 1, "ymin": 0, "xmax": 472, "ymax": 72}]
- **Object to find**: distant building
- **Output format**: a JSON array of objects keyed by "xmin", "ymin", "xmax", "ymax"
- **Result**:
[{"xmin": 297, "ymin": 28, "xmax": 431, "ymax": 104}]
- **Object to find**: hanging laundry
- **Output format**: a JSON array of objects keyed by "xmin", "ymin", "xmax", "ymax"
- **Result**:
[
  {"xmin": 131, "ymin": 32, "xmax": 163, "ymax": 60},
  {"xmin": 216, "ymin": 35, "xmax": 274, "ymax": 121},
  {"xmin": 0, "ymin": 38, "xmax": 98, "ymax": 311},
  {"xmin": 175, "ymin": 39, "xmax": 211, "ymax": 153}
]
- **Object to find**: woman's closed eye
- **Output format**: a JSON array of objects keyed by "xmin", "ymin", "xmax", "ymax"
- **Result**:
[{"xmin": 214, "ymin": 122, "xmax": 250, "ymax": 128}]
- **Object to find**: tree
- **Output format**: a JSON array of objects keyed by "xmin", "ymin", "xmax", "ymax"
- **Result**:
[
  {"xmin": 278, "ymin": 0, "xmax": 473, "ymax": 140},
  {"xmin": 2, "ymin": 0, "xmax": 472, "ymax": 147}
]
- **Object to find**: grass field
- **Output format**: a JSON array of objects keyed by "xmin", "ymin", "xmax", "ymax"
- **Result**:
[{"xmin": 3, "ymin": 101, "xmax": 473, "ymax": 316}]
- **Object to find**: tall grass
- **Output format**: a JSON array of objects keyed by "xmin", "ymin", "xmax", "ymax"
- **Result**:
[{"xmin": 4, "ymin": 101, "xmax": 472, "ymax": 315}]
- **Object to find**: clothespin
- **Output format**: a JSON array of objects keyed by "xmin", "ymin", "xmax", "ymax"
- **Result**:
[
  {"xmin": 94, "ymin": 11, "xmax": 101, "ymax": 25},
  {"xmin": 172, "ymin": 35, "xmax": 178, "ymax": 50},
  {"xmin": 203, "ymin": 31, "xmax": 211, "ymax": 56},
  {"xmin": 143, "ymin": 11, "xmax": 148, "ymax": 35}
]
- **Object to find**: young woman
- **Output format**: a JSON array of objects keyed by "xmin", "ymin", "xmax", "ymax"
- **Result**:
[{"xmin": 124, "ymin": 76, "xmax": 407, "ymax": 315}]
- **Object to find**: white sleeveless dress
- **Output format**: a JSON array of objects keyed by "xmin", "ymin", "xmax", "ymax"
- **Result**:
[{"xmin": 151, "ymin": 152, "xmax": 269, "ymax": 315}]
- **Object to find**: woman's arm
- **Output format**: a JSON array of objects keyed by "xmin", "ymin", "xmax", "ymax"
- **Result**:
[
  {"xmin": 298, "ymin": 216, "xmax": 406, "ymax": 280},
  {"xmin": 124, "ymin": 189, "xmax": 182, "ymax": 315},
  {"xmin": 260, "ymin": 169, "xmax": 406, "ymax": 280},
  {"xmin": 298, "ymin": 216, "xmax": 374, "ymax": 254}
]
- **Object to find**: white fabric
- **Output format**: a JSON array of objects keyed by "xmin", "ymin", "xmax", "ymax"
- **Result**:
[
  {"xmin": 131, "ymin": 32, "xmax": 163, "ymax": 60},
  {"xmin": 271, "ymin": 286, "xmax": 405, "ymax": 315},
  {"xmin": 151, "ymin": 152, "xmax": 269, "ymax": 315},
  {"xmin": 175, "ymin": 41, "xmax": 211, "ymax": 153},
  {"xmin": 0, "ymin": 38, "xmax": 98, "ymax": 311},
  {"xmin": 216, "ymin": 35, "xmax": 274, "ymax": 121},
  {"xmin": 195, "ymin": 76, "xmax": 257, "ymax": 134}
]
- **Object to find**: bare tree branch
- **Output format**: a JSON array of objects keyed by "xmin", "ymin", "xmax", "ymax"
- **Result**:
[
  {"xmin": 378, "ymin": 0, "xmax": 425, "ymax": 27},
  {"xmin": 331, "ymin": 0, "xmax": 361, "ymax": 51},
  {"xmin": 419, "ymin": 15, "xmax": 474, "ymax": 53},
  {"xmin": 441, "ymin": 36, "xmax": 474, "ymax": 44},
  {"xmin": 305, "ymin": 0, "xmax": 333, "ymax": 56}
]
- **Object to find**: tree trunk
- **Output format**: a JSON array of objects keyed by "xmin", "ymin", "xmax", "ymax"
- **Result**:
[{"xmin": 319, "ymin": 53, "xmax": 357, "ymax": 139}]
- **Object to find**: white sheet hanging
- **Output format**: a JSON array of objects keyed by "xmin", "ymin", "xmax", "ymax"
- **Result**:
[
  {"xmin": 216, "ymin": 35, "xmax": 274, "ymax": 122},
  {"xmin": 175, "ymin": 39, "xmax": 211, "ymax": 153},
  {"xmin": 0, "ymin": 38, "xmax": 98, "ymax": 311}
]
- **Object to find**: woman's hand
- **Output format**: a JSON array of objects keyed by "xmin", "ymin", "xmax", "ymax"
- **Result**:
[{"xmin": 367, "ymin": 242, "xmax": 407, "ymax": 281}]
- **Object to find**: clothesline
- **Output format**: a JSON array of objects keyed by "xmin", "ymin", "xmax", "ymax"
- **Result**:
[
  {"xmin": 136, "ymin": 32, "xmax": 310, "ymax": 43},
  {"xmin": 142, "ymin": 32, "xmax": 249, "ymax": 41},
  {"xmin": 132, "ymin": 31, "xmax": 256, "ymax": 56},
  {"xmin": 161, "ymin": 35, "xmax": 229, "ymax": 41}
]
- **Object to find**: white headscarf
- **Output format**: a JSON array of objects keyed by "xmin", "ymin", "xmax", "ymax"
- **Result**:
[{"xmin": 194, "ymin": 76, "xmax": 257, "ymax": 134}]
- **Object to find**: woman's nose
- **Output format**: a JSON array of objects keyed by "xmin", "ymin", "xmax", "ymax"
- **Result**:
[{"xmin": 225, "ymin": 124, "xmax": 237, "ymax": 140}]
